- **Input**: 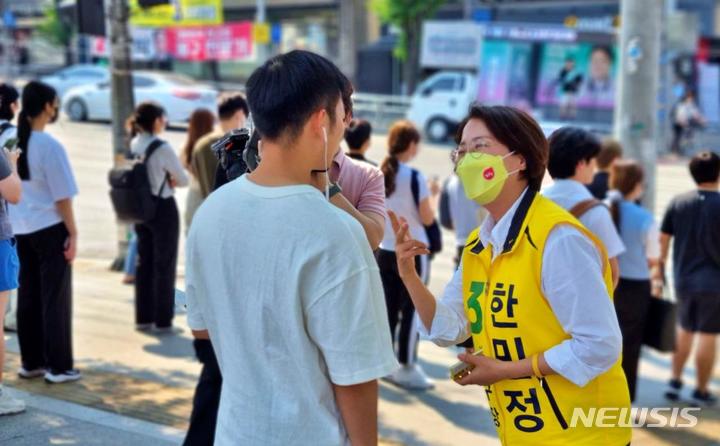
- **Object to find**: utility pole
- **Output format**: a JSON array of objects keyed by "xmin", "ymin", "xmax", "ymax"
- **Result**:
[
  {"xmin": 339, "ymin": 0, "xmax": 367, "ymax": 83},
  {"xmin": 108, "ymin": 0, "xmax": 136, "ymax": 270},
  {"xmin": 255, "ymin": 0, "xmax": 268, "ymax": 65},
  {"xmin": 613, "ymin": 0, "xmax": 662, "ymax": 210}
]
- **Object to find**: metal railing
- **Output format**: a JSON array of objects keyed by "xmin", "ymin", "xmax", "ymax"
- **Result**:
[{"xmin": 351, "ymin": 92, "xmax": 412, "ymax": 132}]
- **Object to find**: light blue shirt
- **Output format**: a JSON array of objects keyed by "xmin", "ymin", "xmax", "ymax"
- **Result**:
[
  {"xmin": 616, "ymin": 200, "xmax": 656, "ymax": 280},
  {"xmin": 446, "ymin": 174, "xmax": 486, "ymax": 247},
  {"xmin": 9, "ymin": 131, "xmax": 78, "ymax": 235}
]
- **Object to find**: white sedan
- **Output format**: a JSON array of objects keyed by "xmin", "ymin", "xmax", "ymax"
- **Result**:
[
  {"xmin": 63, "ymin": 71, "xmax": 218, "ymax": 123},
  {"xmin": 41, "ymin": 64, "xmax": 110, "ymax": 99}
]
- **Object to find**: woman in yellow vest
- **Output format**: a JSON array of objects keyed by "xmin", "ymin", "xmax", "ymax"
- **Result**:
[{"xmin": 389, "ymin": 105, "xmax": 632, "ymax": 445}]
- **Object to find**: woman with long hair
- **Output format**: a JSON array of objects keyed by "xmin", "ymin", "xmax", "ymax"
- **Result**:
[
  {"xmin": 377, "ymin": 120, "xmax": 438, "ymax": 390},
  {"xmin": 127, "ymin": 102, "xmax": 188, "ymax": 333},
  {"xmin": 182, "ymin": 108, "xmax": 215, "ymax": 229},
  {"xmin": 9, "ymin": 81, "xmax": 80, "ymax": 384},
  {"xmin": 608, "ymin": 160, "xmax": 661, "ymax": 401}
]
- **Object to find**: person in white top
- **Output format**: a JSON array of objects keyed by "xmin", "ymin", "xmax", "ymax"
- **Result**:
[
  {"xmin": 387, "ymin": 105, "xmax": 628, "ymax": 442},
  {"xmin": 127, "ymin": 102, "xmax": 188, "ymax": 333},
  {"xmin": 542, "ymin": 127, "xmax": 625, "ymax": 287},
  {"xmin": 378, "ymin": 120, "xmax": 439, "ymax": 390},
  {"xmin": 185, "ymin": 50, "xmax": 397, "ymax": 446},
  {"xmin": 10, "ymin": 81, "xmax": 80, "ymax": 384}
]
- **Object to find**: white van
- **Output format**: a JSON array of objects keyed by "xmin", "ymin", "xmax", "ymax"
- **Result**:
[{"xmin": 406, "ymin": 71, "xmax": 478, "ymax": 143}]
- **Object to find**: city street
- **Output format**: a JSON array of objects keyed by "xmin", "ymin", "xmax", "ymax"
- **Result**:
[{"xmin": 1, "ymin": 118, "xmax": 719, "ymax": 445}]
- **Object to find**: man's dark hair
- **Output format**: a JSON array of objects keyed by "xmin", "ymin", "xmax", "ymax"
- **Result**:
[
  {"xmin": 591, "ymin": 45, "xmax": 613, "ymax": 62},
  {"xmin": 218, "ymin": 93, "xmax": 249, "ymax": 121},
  {"xmin": 246, "ymin": 50, "xmax": 348, "ymax": 141},
  {"xmin": 547, "ymin": 127, "xmax": 601, "ymax": 179},
  {"xmin": 0, "ymin": 83, "xmax": 19, "ymax": 121},
  {"xmin": 345, "ymin": 119, "xmax": 371, "ymax": 151},
  {"xmin": 455, "ymin": 104, "xmax": 548, "ymax": 191},
  {"xmin": 689, "ymin": 151, "xmax": 720, "ymax": 184}
]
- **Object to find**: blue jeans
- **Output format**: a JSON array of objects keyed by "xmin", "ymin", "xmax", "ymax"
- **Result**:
[{"xmin": 124, "ymin": 233, "xmax": 138, "ymax": 276}]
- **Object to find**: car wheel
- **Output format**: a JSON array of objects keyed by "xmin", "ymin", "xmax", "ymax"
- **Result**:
[
  {"xmin": 67, "ymin": 98, "xmax": 88, "ymax": 122},
  {"xmin": 426, "ymin": 118, "xmax": 450, "ymax": 143}
]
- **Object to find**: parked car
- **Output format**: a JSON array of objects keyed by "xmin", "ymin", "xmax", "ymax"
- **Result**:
[
  {"xmin": 406, "ymin": 71, "xmax": 477, "ymax": 143},
  {"xmin": 40, "ymin": 64, "xmax": 109, "ymax": 99},
  {"xmin": 63, "ymin": 71, "xmax": 218, "ymax": 123}
]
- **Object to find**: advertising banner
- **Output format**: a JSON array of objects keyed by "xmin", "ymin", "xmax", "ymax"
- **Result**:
[
  {"xmin": 165, "ymin": 22, "xmax": 254, "ymax": 62},
  {"xmin": 536, "ymin": 42, "xmax": 617, "ymax": 109},
  {"xmin": 477, "ymin": 40, "xmax": 533, "ymax": 109},
  {"xmin": 421, "ymin": 21, "xmax": 484, "ymax": 69},
  {"xmin": 130, "ymin": 0, "xmax": 223, "ymax": 27},
  {"xmin": 90, "ymin": 28, "xmax": 165, "ymax": 61}
]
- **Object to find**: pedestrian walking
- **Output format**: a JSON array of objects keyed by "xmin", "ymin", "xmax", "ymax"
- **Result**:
[
  {"xmin": 0, "ymin": 99, "xmax": 24, "ymax": 413},
  {"xmin": 543, "ymin": 127, "xmax": 626, "ymax": 287},
  {"xmin": 670, "ymin": 91, "xmax": 706, "ymax": 157},
  {"xmin": 661, "ymin": 151, "xmax": 720, "ymax": 406},
  {"xmin": 185, "ymin": 50, "xmax": 396, "ymax": 445},
  {"xmin": 10, "ymin": 81, "xmax": 80, "ymax": 384},
  {"xmin": 377, "ymin": 120, "xmax": 438, "ymax": 390},
  {"xmin": 128, "ymin": 102, "xmax": 188, "ymax": 333},
  {"xmin": 607, "ymin": 160, "xmax": 661, "ymax": 401},
  {"xmin": 182, "ymin": 108, "xmax": 215, "ymax": 229},
  {"xmin": 389, "ymin": 104, "xmax": 631, "ymax": 445}
]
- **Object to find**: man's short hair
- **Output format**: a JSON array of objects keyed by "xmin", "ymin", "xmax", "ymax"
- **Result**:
[
  {"xmin": 689, "ymin": 151, "xmax": 720, "ymax": 184},
  {"xmin": 597, "ymin": 138, "xmax": 623, "ymax": 170},
  {"xmin": 547, "ymin": 127, "xmax": 602, "ymax": 179},
  {"xmin": 345, "ymin": 119, "xmax": 371, "ymax": 150},
  {"xmin": 218, "ymin": 93, "xmax": 249, "ymax": 121},
  {"xmin": 246, "ymin": 50, "xmax": 348, "ymax": 141}
]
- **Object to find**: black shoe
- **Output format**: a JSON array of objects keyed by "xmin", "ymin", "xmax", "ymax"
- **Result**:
[
  {"xmin": 665, "ymin": 379, "xmax": 683, "ymax": 401},
  {"xmin": 691, "ymin": 389, "xmax": 717, "ymax": 407}
]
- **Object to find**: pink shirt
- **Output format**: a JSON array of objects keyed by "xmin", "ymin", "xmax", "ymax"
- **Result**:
[{"xmin": 330, "ymin": 150, "xmax": 386, "ymax": 221}]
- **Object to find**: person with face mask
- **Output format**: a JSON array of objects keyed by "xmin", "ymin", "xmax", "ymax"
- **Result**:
[
  {"xmin": 184, "ymin": 50, "xmax": 397, "ymax": 445},
  {"xmin": 9, "ymin": 81, "xmax": 81, "ymax": 384},
  {"xmin": 606, "ymin": 160, "xmax": 661, "ymax": 402},
  {"xmin": 389, "ymin": 104, "xmax": 631, "ymax": 445}
]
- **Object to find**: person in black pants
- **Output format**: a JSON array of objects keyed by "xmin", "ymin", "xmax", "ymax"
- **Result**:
[
  {"xmin": 10, "ymin": 81, "xmax": 81, "ymax": 384},
  {"xmin": 607, "ymin": 160, "xmax": 661, "ymax": 401},
  {"xmin": 127, "ymin": 102, "xmax": 188, "ymax": 332}
]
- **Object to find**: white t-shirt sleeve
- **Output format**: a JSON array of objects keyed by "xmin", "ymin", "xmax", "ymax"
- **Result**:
[
  {"xmin": 44, "ymin": 138, "xmax": 79, "ymax": 202},
  {"xmin": 185, "ymin": 228, "xmax": 207, "ymax": 331},
  {"xmin": 305, "ymin": 267, "xmax": 398, "ymax": 386},
  {"xmin": 417, "ymin": 170, "xmax": 430, "ymax": 202},
  {"xmin": 582, "ymin": 206, "xmax": 625, "ymax": 258}
]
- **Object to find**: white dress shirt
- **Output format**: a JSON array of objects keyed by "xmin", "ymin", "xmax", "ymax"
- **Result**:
[
  {"xmin": 542, "ymin": 179, "xmax": 626, "ymax": 258},
  {"xmin": 418, "ymin": 188, "xmax": 623, "ymax": 387}
]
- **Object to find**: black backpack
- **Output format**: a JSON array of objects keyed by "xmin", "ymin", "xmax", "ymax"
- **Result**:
[
  {"xmin": 410, "ymin": 168, "xmax": 443, "ymax": 257},
  {"xmin": 108, "ymin": 139, "xmax": 169, "ymax": 223}
]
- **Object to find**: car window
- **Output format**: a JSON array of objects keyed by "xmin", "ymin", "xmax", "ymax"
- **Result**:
[
  {"xmin": 73, "ymin": 69, "xmax": 104, "ymax": 78},
  {"xmin": 133, "ymin": 76, "xmax": 157, "ymax": 88},
  {"xmin": 428, "ymin": 77, "xmax": 457, "ymax": 93}
]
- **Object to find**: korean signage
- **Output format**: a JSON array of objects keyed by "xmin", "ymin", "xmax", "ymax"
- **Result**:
[
  {"xmin": 165, "ymin": 22, "xmax": 254, "ymax": 62},
  {"xmin": 421, "ymin": 21, "xmax": 484, "ymax": 69},
  {"xmin": 90, "ymin": 28, "xmax": 165, "ymax": 61},
  {"xmin": 130, "ymin": 0, "xmax": 223, "ymax": 27}
]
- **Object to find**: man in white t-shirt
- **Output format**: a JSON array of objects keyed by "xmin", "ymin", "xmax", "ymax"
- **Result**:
[
  {"xmin": 543, "ymin": 127, "xmax": 625, "ymax": 286},
  {"xmin": 185, "ymin": 50, "xmax": 398, "ymax": 445}
]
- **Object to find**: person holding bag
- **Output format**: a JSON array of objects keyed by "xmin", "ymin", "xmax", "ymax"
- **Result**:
[
  {"xmin": 127, "ymin": 102, "xmax": 188, "ymax": 333},
  {"xmin": 607, "ymin": 160, "xmax": 661, "ymax": 402}
]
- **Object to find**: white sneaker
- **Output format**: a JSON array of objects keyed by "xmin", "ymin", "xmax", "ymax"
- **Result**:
[
  {"xmin": 44, "ymin": 370, "xmax": 82, "ymax": 384},
  {"xmin": 0, "ymin": 389, "xmax": 25, "ymax": 416},
  {"xmin": 386, "ymin": 364, "xmax": 434, "ymax": 391},
  {"xmin": 18, "ymin": 367, "xmax": 45, "ymax": 379}
]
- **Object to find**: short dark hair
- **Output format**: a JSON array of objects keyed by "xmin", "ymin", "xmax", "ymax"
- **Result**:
[
  {"xmin": 246, "ymin": 50, "xmax": 348, "ymax": 141},
  {"xmin": 345, "ymin": 119, "xmax": 371, "ymax": 150},
  {"xmin": 547, "ymin": 127, "xmax": 601, "ymax": 179},
  {"xmin": 689, "ymin": 151, "xmax": 720, "ymax": 184},
  {"xmin": 0, "ymin": 83, "xmax": 19, "ymax": 121},
  {"xmin": 456, "ymin": 104, "xmax": 548, "ymax": 191},
  {"xmin": 218, "ymin": 93, "xmax": 249, "ymax": 121}
]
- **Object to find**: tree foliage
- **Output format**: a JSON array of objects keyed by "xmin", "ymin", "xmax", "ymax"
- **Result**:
[
  {"xmin": 371, "ymin": 0, "xmax": 447, "ymax": 61},
  {"xmin": 37, "ymin": 6, "xmax": 73, "ymax": 48}
]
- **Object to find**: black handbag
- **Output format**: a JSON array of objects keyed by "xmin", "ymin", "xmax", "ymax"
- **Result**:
[
  {"xmin": 643, "ymin": 294, "xmax": 677, "ymax": 352},
  {"xmin": 410, "ymin": 169, "xmax": 442, "ymax": 256}
]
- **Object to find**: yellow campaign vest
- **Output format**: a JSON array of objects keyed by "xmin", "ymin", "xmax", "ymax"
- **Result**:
[{"xmin": 462, "ymin": 191, "xmax": 631, "ymax": 446}]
